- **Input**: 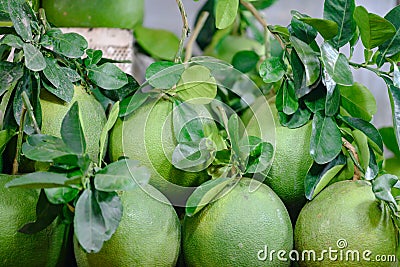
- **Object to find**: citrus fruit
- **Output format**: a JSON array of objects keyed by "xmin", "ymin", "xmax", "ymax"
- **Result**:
[
  {"xmin": 0, "ymin": 174, "xmax": 67, "ymax": 267},
  {"xmin": 74, "ymin": 184, "xmax": 181, "ymax": 267},
  {"xmin": 109, "ymin": 96, "xmax": 210, "ymax": 205},
  {"xmin": 294, "ymin": 180, "xmax": 398, "ymax": 266},
  {"xmin": 243, "ymin": 96, "xmax": 313, "ymax": 222},
  {"xmin": 41, "ymin": 0, "xmax": 144, "ymax": 29},
  {"xmin": 40, "ymin": 86, "xmax": 106, "ymax": 163},
  {"xmin": 183, "ymin": 178, "xmax": 293, "ymax": 266}
]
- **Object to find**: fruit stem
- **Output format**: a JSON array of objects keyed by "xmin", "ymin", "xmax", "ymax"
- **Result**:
[
  {"xmin": 341, "ymin": 137, "xmax": 361, "ymax": 181},
  {"xmin": 175, "ymin": 0, "xmax": 190, "ymax": 63},
  {"xmin": 12, "ymin": 106, "xmax": 27, "ymax": 175},
  {"xmin": 184, "ymin": 11, "xmax": 209, "ymax": 63},
  {"xmin": 21, "ymin": 91, "xmax": 41, "ymax": 134}
]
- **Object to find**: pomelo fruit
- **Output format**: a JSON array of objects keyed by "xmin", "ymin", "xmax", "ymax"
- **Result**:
[
  {"xmin": 40, "ymin": 86, "xmax": 106, "ymax": 163},
  {"xmin": 41, "ymin": 0, "xmax": 144, "ymax": 29},
  {"xmin": 294, "ymin": 180, "xmax": 398, "ymax": 266},
  {"xmin": 109, "ymin": 96, "xmax": 211, "ymax": 206},
  {"xmin": 183, "ymin": 178, "xmax": 293, "ymax": 266},
  {"xmin": 74, "ymin": 184, "xmax": 181, "ymax": 267},
  {"xmin": 0, "ymin": 174, "xmax": 67, "ymax": 267}
]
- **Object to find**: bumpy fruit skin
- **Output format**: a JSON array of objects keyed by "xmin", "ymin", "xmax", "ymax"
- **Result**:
[
  {"xmin": 0, "ymin": 175, "xmax": 67, "ymax": 267},
  {"xmin": 74, "ymin": 184, "xmax": 181, "ymax": 267},
  {"xmin": 183, "ymin": 178, "xmax": 293, "ymax": 267},
  {"xmin": 109, "ymin": 97, "xmax": 210, "ymax": 205},
  {"xmin": 40, "ymin": 86, "xmax": 106, "ymax": 163},
  {"xmin": 41, "ymin": 0, "xmax": 144, "ymax": 29},
  {"xmin": 295, "ymin": 180, "xmax": 398, "ymax": 267}
]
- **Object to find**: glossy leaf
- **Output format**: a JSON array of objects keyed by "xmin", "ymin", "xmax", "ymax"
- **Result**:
[
  {"xmin": 22, "ymin": 43, "xmax": 46, "ymax": 71},
  {"xmin": 340, "ymin": 116, "xmax": 383, "ymax": 154},
  {"xmin": 232, "ymin": 50, "xmax": 259, "ymax": 73},
  {"xmin": 354, "ymin": 6, "xmax": 396, "ymax": 49},
  {"xmin": 84, "ymin": 49, "xmax": 103, "ymax": 66},
  {"xmin": 276, "ymin": 79, "xmax": 298, "ymax": 115},
  {"xmin": 22, "ymin": 134, "xmax": 73, "ymax": 162},
  {"xmin": 379, "ymin": 127, "xmax": 400, "ymax": 157},
  {"xmin": 323, "ymin": 0, "xmax": 356, "ymax": 48},
  {"xmin": 305, "ymin": 153, "xmax": 346, "ymax": 200},
  {"xmin": 146, "ymin": 61, "xmax": 185, "ymax": 89},
  {"xmin": 290, "ymin": 11, "xmax": 317, "ymax": 44},
  {"xmin": 243, "ymin": 136, "xmax": 274, "ymax": 174},
  {"xmin": 320, "ymin": 42, "xmax": 353, "ymax": 86},
  {"xmin": 352, "ymin": 129, "xmax": 370, "ymax": 172},
  {"xmin": 0, "ymin": 129, "xmax": 15, "ymax": 154},
  {"xmin": 88, "ymin": 63, "xmax": 128, "ymax": 90},
  {"xmin": 44, "ymin": 187, "xmax": 80, "ymax": 205},
  {"xmin": 7, "ymin": 0, "xmax": 32, "ymax": 41},
  {"xmin": 94, "ymin": 159, "xmax": 150, "ymax": 192},
  {"xmin": 278, "ymin": 107, "xmax": 312, "ymax": 129},
  {"xmin": 215, "ymin": 0, "xmax": 238, "ymax": 29},
  {"xmin": 172, "ymin": 138, "xmax": 215, "ymax": 172},
  {"xmin": 61, "ymin": 102, "xmax": 86, "ymax": 155},
  {"xmin": 339, "ymin": 83, "xmax": 377, "ymax": 121},
  {"xmin": 324, "ymin": 71, "xmax": 340, "ymax": 116},
  {"xmin": 228, "ymin": 113, "xmax": 245, "ymax": 162},
  {"xmin": 99, "ymin": 102, "xmax": 120, "ymax": 163},
  {"xmin": 5, "ymin": 172, "xmax": 69, "ymax": 189},
  {"xmin": 186, "ymin": 177, "xmax": 235, "ymax": 216},
  {"xmin": 365, "ymin": 145, "xmax": 378, "ymax": 180},
  {"xmin": 43, "ymin": 58, "xmax": 74, "ymax": 102},
  {"xmin": 119, "ymin": 91, "xmax": 150, "ymax": 117},
  {"xmin": 303, "ymin": 84, "xmax": 326, "ymax": 113},
  {"xmin": 175, "ymin": 65, "xmax": 217, "ymax": 104},
  {"xmin": 382, "ymin": 78, "xmax": 400, "ymax": 154},
  {"xmin": 290, "ymin": 36, "xmax": 320, "ymax": 87},
  {"xmin": 310, "ymin": 112, "xmax": 342, "ymax": 164},
  {"xmin": 290, "ymin": 50, "xmax": 308, "ymax": 96},
  {"xmin": 372, "ymin": 174, "xmax": 398, "ymax": 207},
  {"xmin": 259, "ymin": 57, "xmax": 285, "ymax": 83},
  {"xmin": 300, "ymin": 17, "xmax": 338, "ymax": 40},
  {"xmin": 378, "ymin": 5, "xmax": 400, "ymax": 61}
]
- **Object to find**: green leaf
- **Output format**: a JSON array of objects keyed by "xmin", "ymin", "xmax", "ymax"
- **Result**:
[
  {"xmin": 5, "ymin": 172, "xmax": 69, "ymax": 189},
  {"xmin": 88, "ymin": 63, "xmax": 128, "ymax": 90},
  {"xmin": 134, "ymin": 26, "xmax": 179, "ymax": 61},
  {"xmin": 354, "ymin": 6, "xmax": 396, "ymax": 49},
  {"xmin": 118, "ymin": 91, "xmax": 150, "ymax": 117},
  {"xmin": 339, "ymin": 83, "xmax": 377, "ymax": 121},
  {"xmin": 378, "ymin": 5, "xmax": 400, "ymax": 62},
  {"xmin": 74, "ymin": 189, "xmax": 122, "ymax": 253},
  {"xmin": 383, "ymin": 77, "xmax": 400, "ymax": 154},
  {"xmin": 174, "ymin": 65, "xmax": 217, "ymax": 105},
  {"xmin": 99, "ymin": 102, "xmax": 119, "ymax": 163},
  {"xmin": 1, "ymin": 34, "xmax": 24, "ymax": 48},
  {"xmin": 379, "ymin": 127, "xmax": 400, "ymax": 157},
  {"xmin": 215, "ymin": 0, "xmax": 239, "ymax": 29},
  {"xmin": 276, "ymin": 79, "xmax": 298, "ymax": 115},
  {"xmin": 290, "ymin": 50, "xmax": 308, "ymax": 96},
  {"xmin": 372, "ymin": 174, "xmax": 398, "ymax": 207},
  {"xmin": 243, "ymin": 137, "xmax": 274, "ymax": 174},
  {"xmin": 43, "ymin": 58, "xmax": 74, "ymax": 102},
  {"xmin": 310, "ymin": 112, "xmax": 342, "ymax": 164},
  {"xmin": 23, "ymin": 43, "xmax": 46, "ymax": 71},
  {"xmin": 320, "ymin": 42, "xmax": 353, "ymax": 86},
  {"xmin": 186, "ymin": 177, "xmax": 235, "ymax": 216},
  {"xmin": 323, "ymin": 0, "xmax": 356, "ymax": 48},
  {"xmin": 44, "ymin": 187, "xmax": 80, "ymax": 205},
  {"xmin": 0, "ymin": 61, "xmax": 23, "ymax": 97},
  {"xmin": 84, "ymin": 49, "xmax": 103, "ymax": 66},
  {"xmin": 7, "ymin": 0, "xmax": 32, "ymax": 41},
  {"xmin": 299, "ymin": 18, "xmax": 338, "ymax": 40},
  {"xmin": 365, "ymin": 145, "xmax": 378, "ymax": 180},
  {"xmin": 303, "ymin": 84, "xmax": 326, "ymax": 113},
  {"xmin": 18, "ymin": 190, "xmax": 62, "ymax": 234},
  {"xmin": 22, "ymin": 134, "xmax": 73, "ymax": 162},
  {"xmin": 290, "ymin": 36, "xmax": 321, "ymax": 87},
  {"xmin": 290, "ymin": 11, "xmax": 317, "ymax": 44},
  {"xmin": 172, "ymin": 138, "xmax": 215, "ymax": 172},
  {"xmin": 340, "ymin": 116, "xmax": 383, "ymax": 155},
  {"xmin": 305, "ymin": 153, "xmax": 346, "ymax": 200},
  {"xmin": 61, "ymin": 102, "xmax": 86, "ymax": 155},
  {"xmin": 352, "ymin": 129, "xmax": 370, "ymax": 172},
  {"xmin": 278, "ymin": 107, "xmax": 312, "ymax": 129},
  {"xmin": 259, "ymin": 57, "xmax": 285, "ymax": 83},
  {"xmin": 51, "ymin": 32, "xmax": 88, "ymax": 58},
  {"xmin": 228, "ymin": 113, "xmax": 246, "ymax": 162},
  {"xmin": 0, "ymin": 129, "xmax": 15, "ymax": 154},
  {"xmin": 324, "ymin": 71, "xmax": 340, "ymax": 116},
  {"xmin": 94, "ymin": 159, "xmax": 150, "ymax": 192},
  {"xmin": 232, "ymin": 50, "xmax": 259, "ymax": 73},
  {"xmin": 146, "ymin": 61, "xmax": 185, "ymax": 89}
]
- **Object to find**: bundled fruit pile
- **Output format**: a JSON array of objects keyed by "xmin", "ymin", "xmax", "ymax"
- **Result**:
[{"xmin": 0, "ymin": 0, "xmax": 399, "ymax": 266}]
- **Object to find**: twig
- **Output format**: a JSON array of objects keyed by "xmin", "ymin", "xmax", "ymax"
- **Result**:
[
  {"xmin": 184, "ymin": 11, "xmax": 209, "ymax": 63},
  {"xmin": 341, "ymin": 137, "xmax": 361, "ymax": 181},
  {"xmin": 12, "ymin": 107, "xmax": 27, "ymax": 175},
  {"xmin": 175, "ymin": 0, "xmax": 190, "ymax": 63},
  {"xmin": 21, "ymin": 91, "xmax": 41, "ymax": 134}
]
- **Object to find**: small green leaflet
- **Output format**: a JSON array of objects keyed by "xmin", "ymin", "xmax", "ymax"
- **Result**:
[
  {"xmin": 119, "ymin": 91, "xmax": 150, "ymax": 117},
  {"xmin": 310, "ymin": 112, "xmax": 342, "ymax": 164},
  {"xmin": 320, "ymin": 42, "xmax": 353, "ymax": 86},
  {"xmin": 51, "ymin": 32, "xmax": 88, "ymax": 58},
  {"xmin": 290, "ymin": 11, "xmax": 317, "ymax": 44},
  {"xmin": 42, "ymin": 58, "xmax": 75, "ymax": 102},
  {"xmin": 61, "ymin": 102, "xmax": 86, "ymax": 155},
  {"xmin": 22, "ymin": 43, "xmax": 46, "ymax": 72},
  {"xmin": 215, "ymin": 0, "xmax": 239, "ymax": 29},
  {"xmin": 372, "ymin": 174, "xmax": 398, "ymax": 208},
  {"xmin": 299, "ymin": 17, "xmax": 338, "ymax": 40},
  {"xmin": 174, "ymin": 65, "xmax": 217, "ymax": 105},
  {"xmin": 276, "ymin": 79, "xmax": 298, "ymax": 115},
  {"xmin": 7, "ymin": 0, "xmax": 32, "ymax": 41},
  {"xmin": 378, "ymin": 5, "xmax": 400, "ymax": 62},
  {"xmin": 5, "ymin": 172, "xmax": 70, "ymax": 189},
  {"xmin": 44, "ymin": 187, "xmax": 80, "ymax": 205},
  {"xmin": 382, "ymin": 77, "xmax": 400, "ymax": 153},
  {"xmin": 353, "ymin": 6, "xmax": 396, "ymax": 49},
  {"xmin": 290, "ymin": 36, "xmax": 321, "ymax": 87},
  {"xmin": 146, "ymin": 61, "xmax": 185, "ymax": 89},
  {"xmin": 22, "ymin": 134, "xmax": 74, "ymax": 162},
  {"xmin": 259, "ymin": 57, "xmax": 285, "ymax": 83},
  {"xmin": 232, "ymin": 51, "xmax": 259, "ymax": 73},
  {"xmin": 243, "ymin": 136, "xmax": 274, "ymax": 174},
  {"xmin": 88, "ymin": 63, "xmax": 128, "ymax": 90},
  {"xmin": 99, "ymin": 102, "xmax": 120, "ymax": 163},
  {"xmin": 323, "ymin": 71, "xmax": 340, "ymax": 116}
]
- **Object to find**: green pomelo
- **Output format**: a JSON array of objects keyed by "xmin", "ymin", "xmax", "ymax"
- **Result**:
[
  {"xmin": 183, "ymin": 178, "xmax": 293, "ymax": 267},
  {"xmin": 41, "ymin": 0, "xmax": 144, "ymax": 29},
  {"xmin": 0, "ymin": 174, "xmax": 67, "ymax": 267},
  {"xmin": 295, "ymin": 180, "xmax": 398, "ymax": 266},
  {"xmin": 40, "ymin": 86, "xmax": 106, "ymax": 163},
  {"xmin": 74, "ymin": 184, "xmax": 181, "ymax": 267},
  {"xmin": 109, "ymin": 97, "xmax": 210, "ymax": 205}
]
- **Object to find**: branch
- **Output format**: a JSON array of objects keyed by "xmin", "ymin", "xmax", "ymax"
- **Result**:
[
  {"xmin": 22, "ymin": 91, "xmax": 41, "ymax": 134},
  {"xmin": 341, "ymin": 137, "xmax": 361, "ymax": 181},
  {"xmin": 12, "ymin": 107, "xmax": 27, "ymax": 175},
  {"xmin": 175, "ymin": 0, "xmax": 190, "ymax": 63},
  {"xmin": 184, "ymin": 11, "xmax": 209, "ymax": 63}
]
